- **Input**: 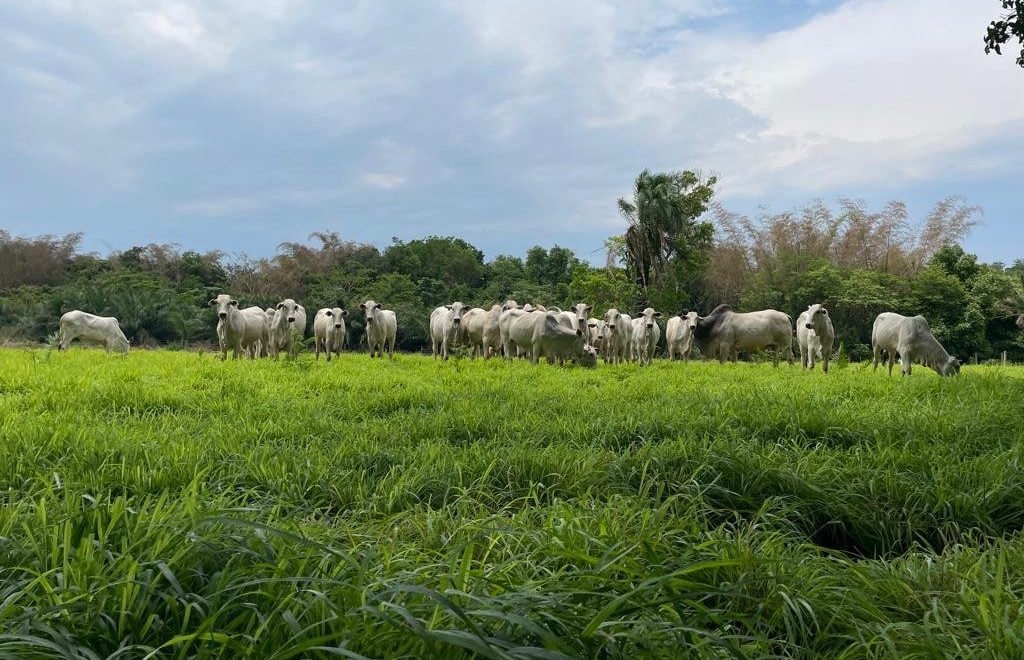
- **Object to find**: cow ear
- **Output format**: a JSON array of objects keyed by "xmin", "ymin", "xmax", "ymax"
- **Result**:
[
  {"xmin": 654, "ymin": 312, "xmax": 662, "ymax": 318},
  {"xmin": 359, "ymin": 303, "xmax": 366, "ymax": 310},
  {"xmin": 230, "ymin": 300, "xmax": 239, "ymax": 307},
  {"xmin": 325, "ymin": 310, "xmax": 333, "ymax": 317},
  {"xmin": 276, "ymin": 303, "xmax": 284, "ymax": 309},
  {"xmin": 208, "ymin": 299, "xmax": 216, "ymax": 306},
  {"xmin": 587, "ymin": 321, "xmax": 597, "ymax": 328},
  {"xmin": 375, "ymin": 303, "xmax": 383, "ymax": 310},
  {"xmin": 341, "ymin": 310, "xmax": 348, "ymax": 317},
  {"xmin": 575, "ymin": 329, "xmax": 583, "ymax": 337},
  {"xmin": 446, "ymin": 305, "xmax": 453, "ymax": 311}
]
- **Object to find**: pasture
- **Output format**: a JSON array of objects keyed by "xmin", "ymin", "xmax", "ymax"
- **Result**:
[{"xmin": 1, "ymin": 349, "xmax": 1023, "ymax": 658}]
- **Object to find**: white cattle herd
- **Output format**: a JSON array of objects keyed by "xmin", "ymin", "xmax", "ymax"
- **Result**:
[{"xmin": 54, "ymin": 299, "xmax": 963, "ymax": 376}]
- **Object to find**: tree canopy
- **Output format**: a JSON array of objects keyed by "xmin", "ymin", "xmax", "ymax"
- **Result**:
[{"xmin": 984, "ymin": 1, "xmax": 1024, "ymax": 67}]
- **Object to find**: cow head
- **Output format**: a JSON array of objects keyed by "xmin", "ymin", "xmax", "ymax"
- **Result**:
[
  {"xmin": 941, "ymin": 356, "xmax": 961, "ymax": 377},
  {"xmin": 326, "ymin": 307, "xmax": 347, "ymax": 329},
  {"xmin": 209, "ymin": 294, "xmax": 238, "ymax": 320},
  {"xmin": 604, "ymin": 308, "xmax": 620, "ymax": 332},
  {"xmin": 276, "ymin": 298, "xmax": 300, "ymax": 324},
  {"xmin": 572, "ymin": 303, "xmax": 592, "ymax": 332},
  {"xmin": 502, "ymin": 299, "xmax": 520, "ymax": 312},
  {"xmin": 360, "ymin": 300, "xmax": 382, "ymax": 324},
  {"xmin": 577, "ymin": 344, "xmax": 598, "ymax": 368},
  {"xmin": 684, "ymin": 311, "xmax": 698, "ymax": 331},
  {"xmin": 447, "ymin": 302, "xmax": 467, "ymax": 326},
  {"xmin": 805, "ymin": 303, "xmax": 829, "ymax": 332},
  {"xmin": 640, "ymin": 307, "xmax": 662, "ymax": 330}
]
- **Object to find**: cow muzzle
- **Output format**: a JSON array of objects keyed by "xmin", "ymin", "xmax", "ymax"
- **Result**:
[
  {"xmin": 805, "ymin": 323, "xmax": 813, "ymax": 329},
  {"xmin": 646, "ymin": 323, "xmax": 653, "ymax": 329},
  {"xmin": 287, "ymin": 317, "xmax": 295, "ymax": 323},
  {"xmin": 689, "ymin": 325, "xmax": 696, "ymax": 330},
  {"xmin": 334, "ymin": 324, "xmax": 342, "ymax": 329},
  {"xmin": 453, "ymin": 318, "xmax": 460, "ymax": 325},
  {"xmin": 218, "ymin": 312, "xmax": 227, "ymax": 319}
]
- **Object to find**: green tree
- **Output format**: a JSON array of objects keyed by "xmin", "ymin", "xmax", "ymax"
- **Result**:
[
  {"xmin": 568, "ymin": 266, "xmax": 635, "ymax": 313},
  {"xmin": 617, "ymin": 169, "xmax": 715, "ymax": 311},
  {"xmin": 984, "ymin": 1, "xmax": 1024, "ymax": 67},
  {"xmin": 525, "ymin": 245, "xmax": 579, "ymax": 287},
  {"xmin": 384, "ymin": 236, "xmax": 485, "ymax": 290}
]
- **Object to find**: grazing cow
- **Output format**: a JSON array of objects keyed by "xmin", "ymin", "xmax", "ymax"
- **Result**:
[
  {"xmin": 666, "ymin": 312, "xmax": 699, "ymax": 361},
  {"xmin": 313, "ymin": 307, "xmax": 348, "ymax": 361},
  {"xmin": 209, "ymin": 294, "xmax": 268, "ymax": 360},
  {"xmin": 429, "ymin": 302, "xmax": 468, "ymax": 360},
  {"xmin": 693, "ymin": 305, "xmax": 794, "ymax": 364},
  {"xmin": 360, "ymin": 300, "xmax": 397, "ymax": 358},
  {"xmin": 269, "ymin": 299, "xmax": 307, "ymax": 359},
  {"xmin": 463, "ymin": 305, "xmax": 503, "ymax": 359},
  {"xmin": 509, "ymin": 310, "xmax": 593, "ymax": 365},
  {"xmin": 872, "ymin": 313, "xmax": 959, "ymax": 377},
  {"xmin": 57, "ymin": 310, "xmax": 130, "ymax": 353},
  {"xmin": 603, "ymin": 308, "xmax": 632, "ymax": 364},
  {"xmin": 630, "ymin": 307, "xmax": 662, "ymax": 365},
  {"xmin": 797, "ymin": 304, "xmax": 836, "ymax": 373}
]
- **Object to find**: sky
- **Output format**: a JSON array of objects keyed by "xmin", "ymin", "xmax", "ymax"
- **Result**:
[{"xmin": 1, "ymin": 0, "xmax": 1023, "ymax": 265}]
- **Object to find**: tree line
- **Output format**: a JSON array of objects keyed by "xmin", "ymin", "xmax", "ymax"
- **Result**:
[{"xmin": 1, "ymin": 173, "xmax": 1022, "ymax": 361}]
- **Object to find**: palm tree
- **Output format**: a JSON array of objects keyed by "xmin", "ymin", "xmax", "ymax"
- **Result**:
[{"xmin": 617, "ymin": 169, "xmax": 716, "ymax": 310}]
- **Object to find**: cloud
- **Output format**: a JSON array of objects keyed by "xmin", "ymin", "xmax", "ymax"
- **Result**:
[
  {"xmin": 696, "ymin": 0, "xmax": 1024, "ymax": 196},
  {"xmin": 0, "ymin": 0, "xmax": 1020, "ymax": 263},
  {"xmin": 360, "ymin": 173, "xmax": 407, "ymax": 191}
]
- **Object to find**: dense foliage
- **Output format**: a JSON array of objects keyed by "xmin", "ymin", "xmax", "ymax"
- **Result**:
[
  {"xmin": 1, "ymin": 190, "xmax": 1022, "ymax": 361},
  {"xmin": 1, "ymin": 351, "xmax": 1023, "ymax": 657},
  {"xmin": 984, "ymin": 0, "xmax": 1024, "ymax": 67}
]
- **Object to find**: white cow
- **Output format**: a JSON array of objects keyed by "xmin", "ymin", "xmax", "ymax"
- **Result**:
[
  {"xmin": 463, "ymin": 305, "xmax": 503, "ymax": 359},
  {"xmin": 567, "ymin": 303, "xmax": 592, "ymax": 334},
  {"xmin": 209, "ymin": 294, "xmax": 268, "ymax": 360},
  {"xmin": 499, "ymin": 307, "xmax": 531, "ymax": 359},
  {"xmin": 630, "ymin": 307, "xmax": 662, "ymax": 365},
  {"xmin": 429, "ymin": 302, "xmax": 468, "ymax": 360},
  {"xmin": 257, "ymin": 307, "xmax": 277, "ymax": 357},
  {"xmin": 692, "ymin": 305, "xmax": 794, "ymax": 364},
  {"xmin": 509, "ymin": 310, "xmax": 593, "ymax": 365},
  {"xmin": 269, "ymin": 299, "xmax": 307, "ymax": 359},
  {"xmin": 586, "ymin": 319, "xmax": 609, "ymax": 360},
  {"xmin": 313, "ymin": 307, "xmax": 348, "ymax": 361},
  {"xmin": 57, "ymin": 310, "xmax": 130, "ymax": 353},
  {"xmin": 602, "ymin": 308, "xmax": 632, "ymax": 364},
  {"xmin": 797, "ymin": 303, "xmax": 836, "ymax": 373},
  {"xmin": 872, "ymin": 312, "xmax": 959, "ymax": 377},
  {"xmin": 665, "ymin": 312, "xmax": 699, "ymax": 361},
  {"xmin": 360, "ymin": 299, "xmax": 397, "ymax": 358}
]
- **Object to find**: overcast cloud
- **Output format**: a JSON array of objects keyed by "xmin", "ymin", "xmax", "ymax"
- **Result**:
[{"xmin": 1, "ymin": 0, "xmax": 1021, "ymax": 262}]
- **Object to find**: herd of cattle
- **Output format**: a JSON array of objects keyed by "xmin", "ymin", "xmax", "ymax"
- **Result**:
[{"xmin": 54, "ymin": 295, "xmax": 962, "ymax": 377}]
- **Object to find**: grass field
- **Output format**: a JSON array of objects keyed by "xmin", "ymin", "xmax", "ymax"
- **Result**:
[{"xmin": 1, "ymin": 348, "xmax": 1023, "ymax": 658}]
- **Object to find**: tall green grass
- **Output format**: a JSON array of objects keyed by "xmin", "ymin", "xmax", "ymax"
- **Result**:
[{"xmin": 1, "ymin": 348, "xmax": 1023, "ymax": 657}]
